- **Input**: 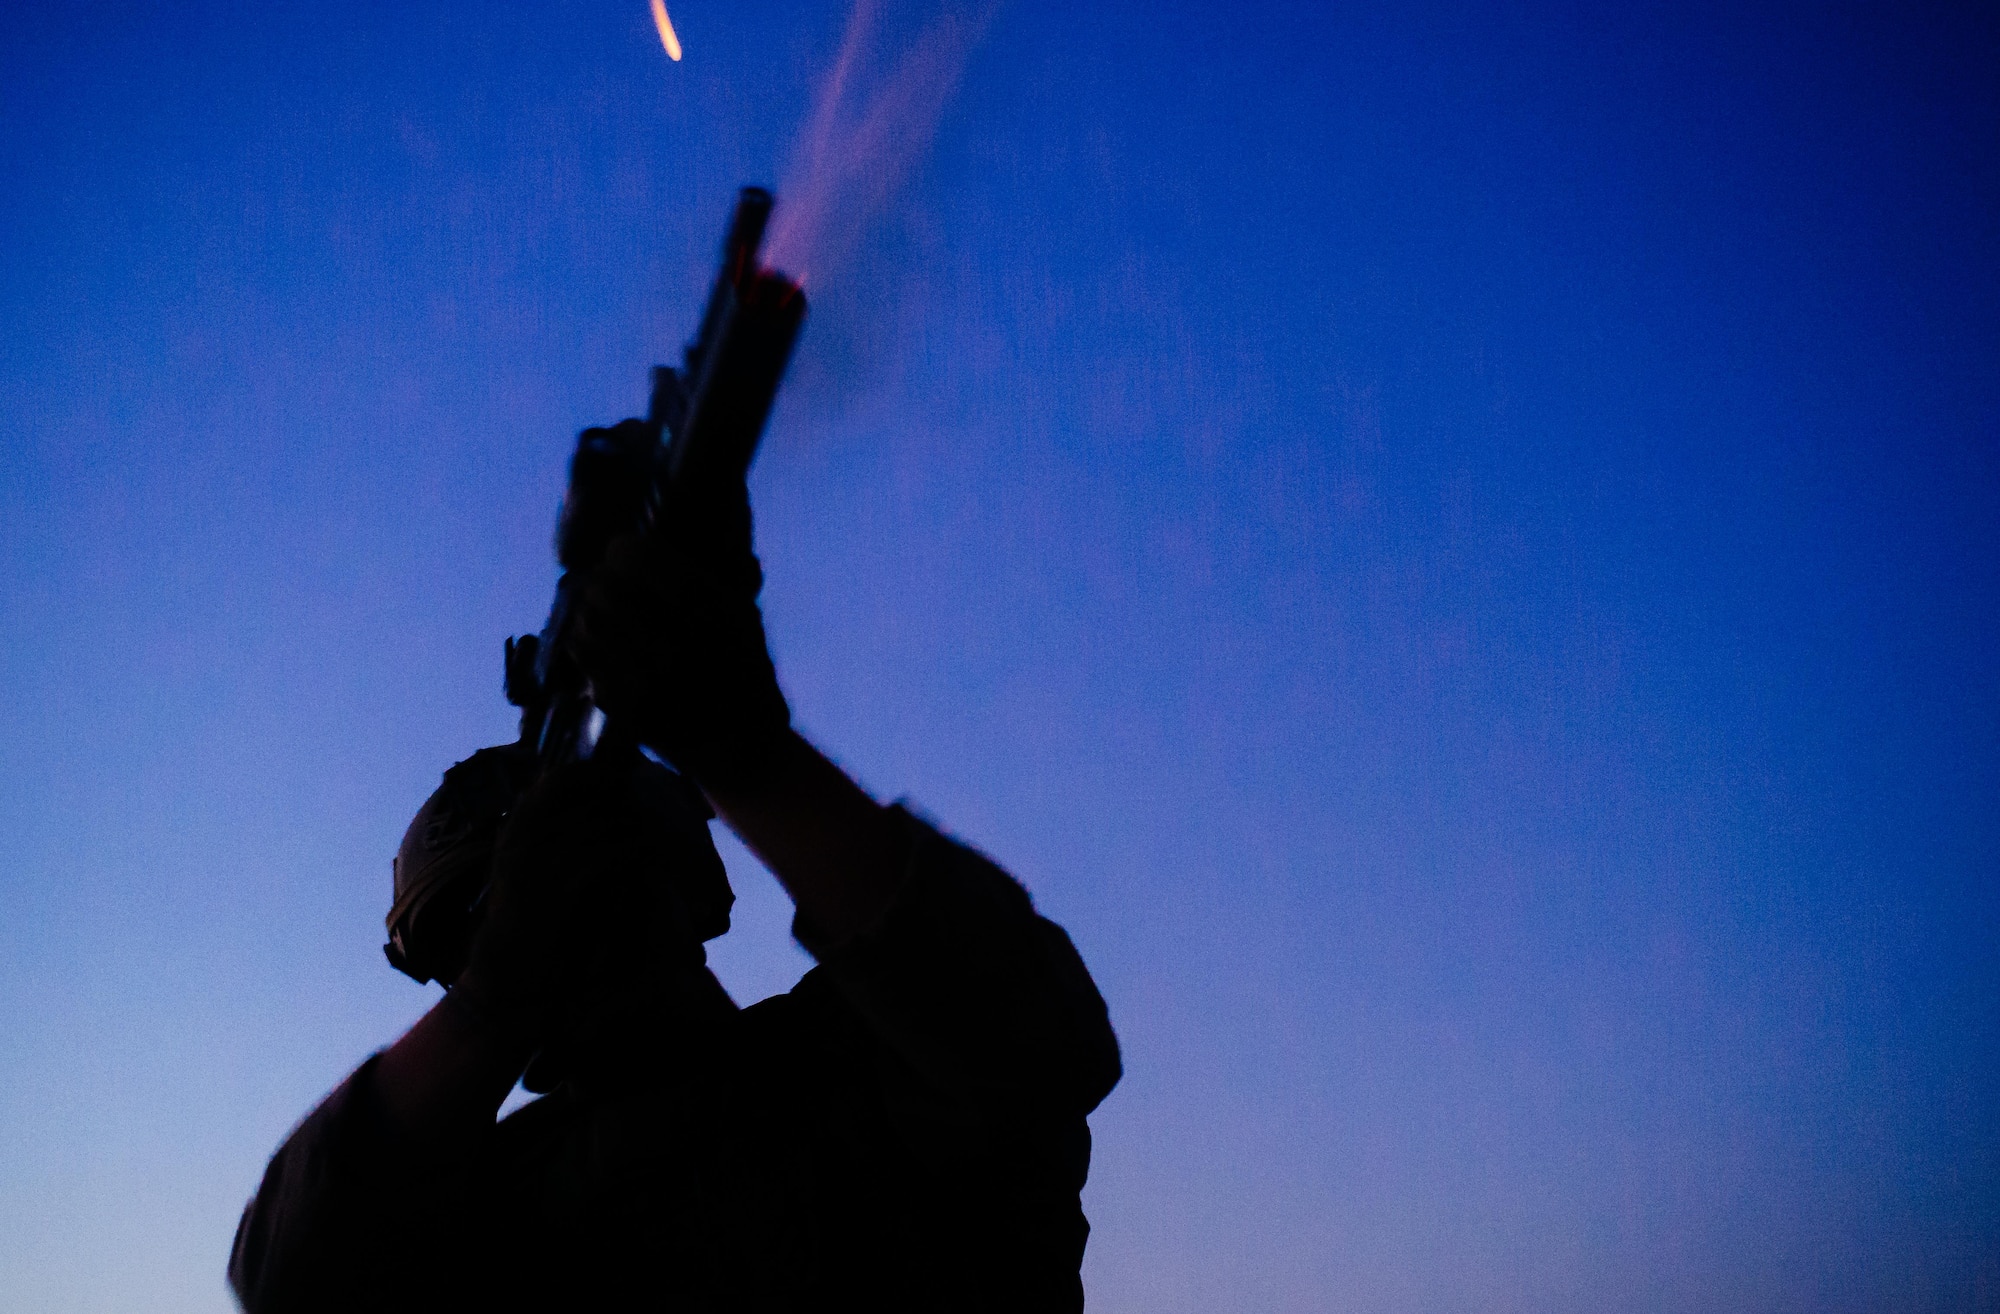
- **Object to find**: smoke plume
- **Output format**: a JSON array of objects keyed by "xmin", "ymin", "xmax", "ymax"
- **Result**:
[{"xmin": 764, "ymin": 0, "xmax": 997, "ymax": 284}]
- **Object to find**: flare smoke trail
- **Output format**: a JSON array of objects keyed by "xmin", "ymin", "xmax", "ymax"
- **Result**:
[{"xmin": 764, "ymin": 0, "xmax": 997, "ymax": 284}]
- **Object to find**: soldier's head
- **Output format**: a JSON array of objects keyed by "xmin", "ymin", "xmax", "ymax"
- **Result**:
[{"xmin": 384, "ymin": 742, "xmax": 733, "ymax": 989}]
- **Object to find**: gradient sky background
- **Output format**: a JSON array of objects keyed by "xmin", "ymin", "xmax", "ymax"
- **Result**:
[{"xmin": 3, "ymin": 1, "xmax": 1996, "ymax": 1310}]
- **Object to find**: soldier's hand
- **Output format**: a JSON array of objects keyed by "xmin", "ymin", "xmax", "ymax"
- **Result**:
[{"xmin": 572, "ymin": 482, "xmax": 792, "ymax": 794}]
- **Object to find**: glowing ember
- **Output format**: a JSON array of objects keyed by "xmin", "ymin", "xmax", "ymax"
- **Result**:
[{"xmin": 649, "ymin": 0, "xmax": 682, "ymax": 61}]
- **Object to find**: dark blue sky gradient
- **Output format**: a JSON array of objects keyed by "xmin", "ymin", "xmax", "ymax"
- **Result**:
[{"xmin": 2, "ymin": 2, "xmax": 1995, "ymax": 1309}]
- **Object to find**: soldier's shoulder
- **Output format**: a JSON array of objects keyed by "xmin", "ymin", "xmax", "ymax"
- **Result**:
[{"xmin": 724, "ymin": 965, "xmax": 879, "ymax": 1067}]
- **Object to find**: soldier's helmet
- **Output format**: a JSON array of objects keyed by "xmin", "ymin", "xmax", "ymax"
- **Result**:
[{"xmin": 385, "ymin": 743, "xmax": 733, "ymax": 985}]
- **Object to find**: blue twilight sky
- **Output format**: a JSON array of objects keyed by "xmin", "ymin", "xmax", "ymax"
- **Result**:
[{"xmin": 2, "ymin": 1, "xmax": 1996, "ymax": 1309}]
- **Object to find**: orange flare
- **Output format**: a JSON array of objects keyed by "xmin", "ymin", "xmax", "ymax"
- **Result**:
[{"xmin": 650, "ymin": 0, "xmax": 682, "ymax": 61}]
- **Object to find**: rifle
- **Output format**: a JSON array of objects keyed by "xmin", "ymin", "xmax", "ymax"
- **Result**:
[{"xmin": 384, "ymin": 187, "xmax": 806, "ymax": 986}]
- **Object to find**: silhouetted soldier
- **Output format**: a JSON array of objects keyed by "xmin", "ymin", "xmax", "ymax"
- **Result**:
[{"xmin": 227, "ymin": 443, "xmax": 1121, "ymax": 1312}]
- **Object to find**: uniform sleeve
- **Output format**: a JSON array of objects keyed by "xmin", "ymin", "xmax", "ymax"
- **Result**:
[
  {"xmin": 227, "ymin": 1056, "xmax": 480, "ymax": 1314},
  {"xmin": 791, "ymin": 805, "xmax": 1122, "ymax": 1120}
]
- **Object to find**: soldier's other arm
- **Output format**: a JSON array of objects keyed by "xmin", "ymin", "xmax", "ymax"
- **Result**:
[
  {"xmin": 577, "ymin": 510, "xmax": 1120, "ymax": 1117},
  {"xmin": 230, "ymin": 767, "xmax": 662, "ymax": 1312}
]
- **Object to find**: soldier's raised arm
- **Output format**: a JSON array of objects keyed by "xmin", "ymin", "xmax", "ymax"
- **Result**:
[{"xmin": 574, "ymin": 469, "xmax": 1119, "ymax": 1117}]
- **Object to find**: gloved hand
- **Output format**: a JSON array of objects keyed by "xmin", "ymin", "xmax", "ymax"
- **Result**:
[{"xmin": 571, "ymin": 468, "xmax": 792, "ymax": 794}]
